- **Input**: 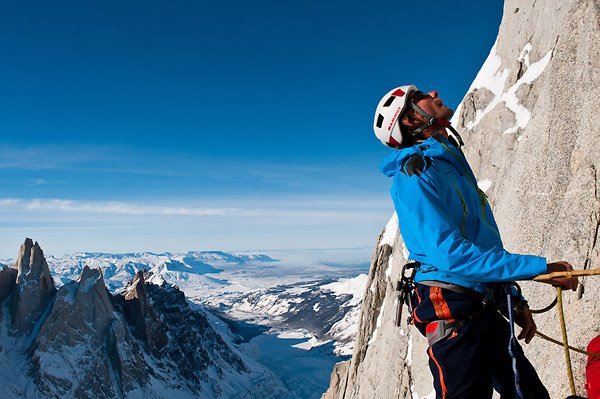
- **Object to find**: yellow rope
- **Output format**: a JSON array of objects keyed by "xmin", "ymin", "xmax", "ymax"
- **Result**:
[
  {"xmin": 533, "ymin": 267, "xmax": 600, "ymax": 281},
  {"xmin": 556, "ymin": 287, "xmax": 576, "ymax": 396},
  {"xmin": 535, "ymin": 330, "xmax": 600, "ymax": 358},
  {"xmin": 526, "ymin": 268, "xmax": 600, "ymax": 394}
]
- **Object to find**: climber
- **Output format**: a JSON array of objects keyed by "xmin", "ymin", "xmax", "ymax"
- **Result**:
[{"xmin": 374, "ymin": 85, "xmax": 579, "ymax": 399}]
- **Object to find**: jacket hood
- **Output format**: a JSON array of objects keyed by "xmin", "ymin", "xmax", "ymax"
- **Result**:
[{"xmin": 379, "ymin": 135, "xmax": 457, "ymax": 177}]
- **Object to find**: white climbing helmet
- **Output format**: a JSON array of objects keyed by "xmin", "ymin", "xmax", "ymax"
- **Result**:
[{"xmin": 373, "ymin": 85, "xmax": 417, "ymax": 148}]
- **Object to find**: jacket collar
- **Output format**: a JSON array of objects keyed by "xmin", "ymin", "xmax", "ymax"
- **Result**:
[{"xmin": 379, "ymin": 134, "xmax": 464, "ymax": 177}]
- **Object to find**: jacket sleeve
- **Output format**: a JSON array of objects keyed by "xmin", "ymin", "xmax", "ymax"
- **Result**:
[{"xmin": 392, "ymin": 174, "xmax": 547, "ymax": 283}]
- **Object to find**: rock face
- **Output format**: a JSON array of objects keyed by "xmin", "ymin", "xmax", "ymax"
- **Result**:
[
  {"xmin": 323, "ymin": 229, "xmax": 422, "ymax": 399},
  {"xmin": 32, "ymin": 266, "xmax": 131, "ymax": 398},
  {"xmin": 325, "ymin": 0, "xmax": 600, "ymax": 398},
  {"xmin": 12, "ymin": 238, "xmax": 57, "ymax": 334},
  {"xmin": 114, "ymin": 271, "xmax": 251, "ymax": 396},
  {"xmin": 0, "ymin": 239, "xmax": 283, "ymax": 399}
]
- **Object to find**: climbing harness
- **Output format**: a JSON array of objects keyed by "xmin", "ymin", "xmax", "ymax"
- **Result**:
[
  {"xmin": 394, "ymin": 266, "xmax": 600, "ymax": 397},
  {"xmin": 417, "ymin": 280, "xmax": 485, "ymax": 346}
]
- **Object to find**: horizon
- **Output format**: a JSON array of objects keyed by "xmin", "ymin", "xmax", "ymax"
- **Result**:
[
  {"xmin": 0, "ymin": 237, "xmax": 373, "ymax": 262},
  {"xmin": 0, "ymin": 1, "xmax": 504, "ymax": 257},
  {"xmin": 0, "ymin": 242, "xmax": 373, "ymax": 259}
]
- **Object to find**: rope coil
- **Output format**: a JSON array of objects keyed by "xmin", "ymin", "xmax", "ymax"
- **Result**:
[{"xmin": 525, "ymin": 267, "xmax": 600, "ymax": 396}]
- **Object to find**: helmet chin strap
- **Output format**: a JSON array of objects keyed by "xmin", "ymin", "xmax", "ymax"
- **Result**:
[{"xmin": 409, "ymin": 102, "xmax": 465, "ymax": 147}]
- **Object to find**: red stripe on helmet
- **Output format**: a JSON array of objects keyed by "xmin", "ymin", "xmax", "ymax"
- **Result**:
[
  {"xmin": 388, "ymin": 136, "xmax": 401, "ymax": 147},
  {"xmin": 391, "ymin": 88, "xmax": 405, "ymax": 97}
]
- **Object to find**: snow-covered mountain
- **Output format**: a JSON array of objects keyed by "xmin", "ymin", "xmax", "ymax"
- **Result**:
[
  {"xmin": 0, "ymin": 239, "xmax": 290, "ymax": 398},
  {"xmin": 0, "ymin": 240, "xmax": 370, "ymax": 398},
  {"xmin": 19, "ymin": 247, "xmax": 370, "ymax": 357},
  {"xmin": 218, "ymin": 274, "xmax": 368, "ymax": 356},
  {"xmin": 45, "ymin": 251, "xmax": 276, "ymax": 293}
]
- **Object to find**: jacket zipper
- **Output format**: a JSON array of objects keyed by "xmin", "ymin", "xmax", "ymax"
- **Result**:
[
  {"xmin": 453, "ymin": 181, "xmax": 468, "ymax": 239},
  {"xmin": 439, "ymin": 142, "xmax": 501, "ymax": 239}
]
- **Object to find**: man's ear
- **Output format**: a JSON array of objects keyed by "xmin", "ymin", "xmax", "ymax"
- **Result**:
[{"xmin": 401, "ymin": 111, "xmax": 420, "ymax": 129}]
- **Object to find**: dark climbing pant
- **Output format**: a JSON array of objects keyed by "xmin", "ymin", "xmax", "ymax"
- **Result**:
[{"xmin": 412, "ymin": 284, "xmax": 550, "ymax": 399}]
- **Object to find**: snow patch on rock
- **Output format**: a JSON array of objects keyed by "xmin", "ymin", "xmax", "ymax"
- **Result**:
[
  {"xmin": 464, "ymin": 42, "xmax": 552, "ymax": 134},
  {"xmin": 367, "ymin": 300, "xmax": 385, "ymax": 345},
  {"xmin": 401, "ymin": 242, "xmax": 410, "ymax": 261},
  {"xmin": 379, "ymin": 214, "xmax": 399, "ymax": 247},
  {"xmin": 322, "ymin": 274, "xmax": 368, "ymax": 306},
  {"xmin": 478, "ymin": 179, "xmax": 493, "ymax": 193},
  {"xmin": 385, "ymin": 254, "xmax": 394, "ymax": 280},
  {"xmin": 405, "ymin": 335, "xmax": 413, "ymax": 366},
  {"xmin": 277, "ymin": 330, "xmax": 310, "ymax": 339}
]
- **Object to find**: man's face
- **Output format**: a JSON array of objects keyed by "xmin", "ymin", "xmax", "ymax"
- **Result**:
[{"xmin": 413, "ymin": 91, "xmax": 454, "ymax": 121}]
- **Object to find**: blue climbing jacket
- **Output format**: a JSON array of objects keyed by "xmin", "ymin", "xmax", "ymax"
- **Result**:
[{"xmin": 379, "ymin": 135, "xmax": 547, "ymax": 294}]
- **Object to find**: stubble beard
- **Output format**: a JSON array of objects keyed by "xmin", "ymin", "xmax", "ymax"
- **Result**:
[{"xmin": 441, "ymin": 105, "xmax": 454, "ymax": 120}]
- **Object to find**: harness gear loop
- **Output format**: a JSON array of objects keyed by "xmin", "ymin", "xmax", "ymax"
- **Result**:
[{"xmin": 395, "ymin": 261, "xmax": 418, "ymax": 327}]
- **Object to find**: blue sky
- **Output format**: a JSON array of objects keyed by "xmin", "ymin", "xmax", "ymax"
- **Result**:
[{"xmin": 0, "ymin": 0, "xmax": 503, "ymax": 257}]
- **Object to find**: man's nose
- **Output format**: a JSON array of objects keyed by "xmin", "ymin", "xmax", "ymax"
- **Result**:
[{"xmin": 427, "ymin": 90, "xmax": 439, "ymax": 98}]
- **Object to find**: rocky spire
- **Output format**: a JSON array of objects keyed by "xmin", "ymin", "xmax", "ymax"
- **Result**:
[
  {"xmin": 11, "ymin": 238, "xmax": 56, "ymax": 334},
  {"xmin": 15, "ymin": 238, "xmax": 54, "ymax": 289},
  {"xmin": 121, "ymin": 271, "xmax": 168, "ymax": 357},
  {"xmin": 0, "ymin": 240, "xmax": 267, "ymax": 398},
  {"xmin": 32, "ymin": 266, "xmax": 123, "ymax": 397}
]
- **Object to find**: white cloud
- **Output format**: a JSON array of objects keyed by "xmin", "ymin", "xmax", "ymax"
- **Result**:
[
  {"xmin": 0, "ymin": 145, "xmax": 105, "ymax": 170},
  {"xmin": 0, "ymin": 196, "xmax": 391, "ymax": 257},
  {"xmin": 0, "ymin": 197, "xmax": 385, "ymax": 219},
  {"xmin": 26, "ymin": 178, "xmax": 48, "ymax": 186}
]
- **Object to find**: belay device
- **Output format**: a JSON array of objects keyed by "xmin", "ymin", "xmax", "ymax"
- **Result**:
[{"xmin": 395, "ymin": 261, "xmax": 418, "ymax": 327}]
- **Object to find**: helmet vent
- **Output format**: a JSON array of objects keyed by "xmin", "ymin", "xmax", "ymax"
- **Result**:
[
  {"xmin": 376, "ymin": 114, "xmax": 384, "ymax": 128},
  {"xmin": 383, "ymin": 96, "xmax": 395, "ymax": 107}
]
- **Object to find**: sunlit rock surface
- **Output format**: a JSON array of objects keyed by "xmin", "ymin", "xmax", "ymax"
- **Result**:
[{"xmin": 325, "ymin": 0, "xmax": 600, "ymax": 397}]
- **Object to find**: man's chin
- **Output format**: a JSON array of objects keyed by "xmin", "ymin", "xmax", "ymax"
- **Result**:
[{"xmin": 442, "ymin": 107, "xmax": 454, "ymax": 120}]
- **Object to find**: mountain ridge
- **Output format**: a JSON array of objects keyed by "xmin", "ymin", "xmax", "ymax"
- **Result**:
[{"xmin": 0, "ymin": 238, "xmax": 287, "ymax": 398}]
